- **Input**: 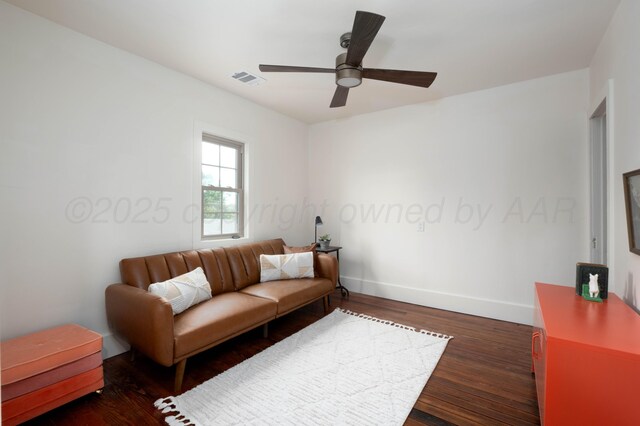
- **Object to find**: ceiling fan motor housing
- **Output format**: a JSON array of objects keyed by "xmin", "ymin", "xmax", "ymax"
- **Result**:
[
  {"xmin": 339, "ymin": 32, "xmax": 351, "ymax": 48},
  {"xmin": 335, "ymin": 52, "xmax": 362, "ymax": 88}
]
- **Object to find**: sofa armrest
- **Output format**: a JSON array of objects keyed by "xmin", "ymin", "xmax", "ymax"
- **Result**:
[
  {"xmin": 316, "ymin": 254, "xmax": 338, "ymax": 288},
  {"xmin": 105, "ymin": 284, "xmax": 174, "ymax": 366}
]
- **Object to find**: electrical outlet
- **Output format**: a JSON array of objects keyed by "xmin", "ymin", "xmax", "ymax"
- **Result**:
[{"xmin": 417, "ymin": 222, "xmax": 425, "ymax": 232}]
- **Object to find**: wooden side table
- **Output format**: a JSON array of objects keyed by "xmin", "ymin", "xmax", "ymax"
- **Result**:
[{"xmin": 316, "ymin": 245, "xmax": 349, "ymax": 297}]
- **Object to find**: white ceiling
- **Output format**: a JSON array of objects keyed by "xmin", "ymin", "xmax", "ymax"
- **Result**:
[{"xmin": 7, "ymin": 0, "xmax": 620, "ymax": 124}]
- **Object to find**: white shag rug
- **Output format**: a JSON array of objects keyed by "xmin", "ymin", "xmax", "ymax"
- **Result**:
[{"xmin": 155, "ymin": 308, "xmax": 452, "ymax": 425}]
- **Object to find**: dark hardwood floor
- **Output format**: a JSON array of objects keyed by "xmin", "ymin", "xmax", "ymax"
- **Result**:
[{"xmin": 23, "ymin": 290, "xmax": 540, "ymax": 425}]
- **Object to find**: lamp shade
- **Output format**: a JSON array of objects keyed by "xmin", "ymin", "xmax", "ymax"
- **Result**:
[{"xmin": 314, "ymin": 216, "xmax": 323, "ymax": 243}]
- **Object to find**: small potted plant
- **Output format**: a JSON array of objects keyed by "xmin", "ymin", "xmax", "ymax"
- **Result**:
[{"xmin": 318, "ymin": 234, "xmax": 331, "ymax": 249}]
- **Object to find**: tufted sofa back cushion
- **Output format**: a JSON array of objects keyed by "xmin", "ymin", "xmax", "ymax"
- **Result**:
[
  {"xmin": 222, "ymin": 239, "xmax": 285, "ymax": 289},
  {"xmin": 119, "ymin": 239, "xmax": 285, "ymax": 294}
]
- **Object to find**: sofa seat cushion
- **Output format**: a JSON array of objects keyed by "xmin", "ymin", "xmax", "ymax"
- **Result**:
[
  {"xmin": 173, "ymin": 292, "xmax": 277, "ymax": 359},
  {"xmin": 240, "ymin": 278, "xmax": 333, "ymax": 315}
]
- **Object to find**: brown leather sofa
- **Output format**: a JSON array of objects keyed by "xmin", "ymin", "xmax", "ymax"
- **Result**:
[{"xmin": 105, "ymin": 238, "xmax": 337, "ymax": 392}]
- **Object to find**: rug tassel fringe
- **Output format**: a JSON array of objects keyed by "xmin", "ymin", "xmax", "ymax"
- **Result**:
[
  {"xmin": 155, "ymin": 398, "xmax": 181, "ymax": 416},
  {"xmin": 154, "ymin": 397, "xmax": 174, "ymax": 410},
  {"xmin": 337, "ymin": 308, "xmax": 453, "ymax": 340},
  {"xmin": 419, "ymin": 329, "xmax": 453, "ymax": 340},
  {"xmin": 155, "ymin": 398, "xmax": 196, "ymax": 425},
  {"xmin": 166, "ymin": 414, "xmax": 194, "ymax": 425}
]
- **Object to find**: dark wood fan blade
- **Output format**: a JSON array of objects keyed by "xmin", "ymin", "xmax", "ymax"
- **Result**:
[
  {"xmin": 345, "ymin": 11, "xmax": 385, "ymax": 66},
  {"xmin": 362, "ymin": 68, "xmax": 437, "ymax": 88},
  {"xmin": 259, "ymin": 64, "xmax": 335, "ymax": 73},
  {"xmin": 330, "ymin": 86, "xmax": 349, "ymax": 108}
]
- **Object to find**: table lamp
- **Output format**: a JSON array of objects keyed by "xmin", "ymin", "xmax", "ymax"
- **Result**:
[{"xmin": 314, "ymin": 216, "xmax": 323, "ymax": 243}]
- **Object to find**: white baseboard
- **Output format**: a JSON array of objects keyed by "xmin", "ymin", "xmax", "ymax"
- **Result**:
[
  {"xmin": 102, "ymin": 332, "xmax": 130, "ymax": 359},
  {"xmin": 341, "ymin": 276, "xmax": 534, "ymax": 326}
]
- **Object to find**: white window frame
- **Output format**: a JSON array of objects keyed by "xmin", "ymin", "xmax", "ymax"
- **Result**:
[{"xmin": 192, "ymin": 122, "xmax": 250, "ymax": 247}]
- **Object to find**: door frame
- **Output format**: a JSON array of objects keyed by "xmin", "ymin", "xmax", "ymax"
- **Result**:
[
  {"xmin": 588, "ymin": 79, "xmax": 615, "ymax": 276},
  {"xmin": 590, "ymin": 101, "xmax": 607, "ymax": 264}
]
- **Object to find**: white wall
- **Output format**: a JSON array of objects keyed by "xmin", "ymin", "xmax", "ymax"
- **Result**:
[
  {"xmin": 0, "ymin": 0, "xmax": 605, "ymax": 355},
  {"xmin": 0, "ymin": 2, "xmax": 309, "ymax": 356},
  {"xmin": 589, "ymin": 0, "xmax": 640, "ymax": 312},
  {"xmin": 308, "ymin": 70, "xmax": 590, "ymax": 325}
]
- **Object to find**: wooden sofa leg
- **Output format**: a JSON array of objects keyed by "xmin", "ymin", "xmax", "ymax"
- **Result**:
[
  {"xmin": 263, "ymin": 323, "xmax": 269, "ymax": 338},
  {"xmin": 323, "ymin": 295, "xmax": 329, "ymax": 313},
  {"xmin": 174, "ymin": 359, "xmax": 187, "ymax": 393}
]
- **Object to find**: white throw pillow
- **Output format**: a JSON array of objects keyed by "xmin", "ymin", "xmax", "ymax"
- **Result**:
[
  {"xmin": 148, "ymin": 267, "xmax": 212, "ymax": 315},
  {"xmin": 260, "ymin": 252, "xmax": 314, "ymax": 283}
]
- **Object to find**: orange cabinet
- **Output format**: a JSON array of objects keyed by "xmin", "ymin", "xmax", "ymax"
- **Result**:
[{"xmin": 532, "ymin": 283, "xmax": 640, "ymax": 425}]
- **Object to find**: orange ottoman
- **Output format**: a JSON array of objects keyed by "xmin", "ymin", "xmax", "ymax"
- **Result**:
[{"xmin": 1, "ymin": 324, "xmax": 104, "ymax": 425}]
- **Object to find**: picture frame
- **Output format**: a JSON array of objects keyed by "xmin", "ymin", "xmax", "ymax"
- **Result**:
[
  {"xmin": 623, "ymin": 168, "xmax": 640, "ymax": 255},
  {"xmin": 575, "ymin": 262, "xmax": 608, "ymax": 299}
]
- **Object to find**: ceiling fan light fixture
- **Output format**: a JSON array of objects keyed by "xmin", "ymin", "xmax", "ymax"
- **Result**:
[
  {"xmin": 335, "ymin": 52, "xmax": 362, "ymax": 88},
  {"xmin": 336, "ymin": 71, "xmax": 362, "ymax": 88},
  {"xmin": 336, "ymin": 77, "xmax": 361, "ymax": 88}
]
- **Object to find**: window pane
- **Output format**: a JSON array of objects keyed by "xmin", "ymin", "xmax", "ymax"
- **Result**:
[
  {"xmin": 202, "ymin": 142, "xmax": 219, "ymax": 165},
  {"xmin": 220, "ymin": 167, "xmax": 236, "ymax": 188},
  {"xmin": 222, "ymin": 213, "xmax": 238, "ymax": 234},
  {"xmin": 222, "ymin": 191, "xmax": 237, "ymax": 212},
  {"xmin": 203, "ymin": 213, "xmax": 222, "ymax": 236},
  {"xmin": 203, "ymin": 190, "xmax": 222, "ymax": 214},
  {"xmin": 202, "ymin": 165, "xmax": 219, "ymax": 187},
  {"xmin": 220, "ymin": 145, "xmax": 236, "ymax": 168},
  {"xmin": 200, "ymin": 135, "xmax": 243, "ymax": 239}
]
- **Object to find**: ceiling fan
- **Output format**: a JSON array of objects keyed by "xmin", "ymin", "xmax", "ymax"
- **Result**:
[{"xmin": 259, "ymin": 10, "xmax": 437, "ymax": 108}]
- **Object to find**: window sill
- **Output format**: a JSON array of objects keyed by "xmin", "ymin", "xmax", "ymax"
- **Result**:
[{"xmin": 194, "ymin": 236, "xmax": 250, "ymax": 249}]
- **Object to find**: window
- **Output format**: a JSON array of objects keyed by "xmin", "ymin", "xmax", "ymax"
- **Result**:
[{"xmin": 201, "ymin": 134, "xmax": 244, "ymax": 239}]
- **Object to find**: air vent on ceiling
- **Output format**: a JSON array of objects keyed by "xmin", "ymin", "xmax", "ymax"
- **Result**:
[{"xmin": 231, "ymin": 71, "xmax": 265, "ymax": 86}]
